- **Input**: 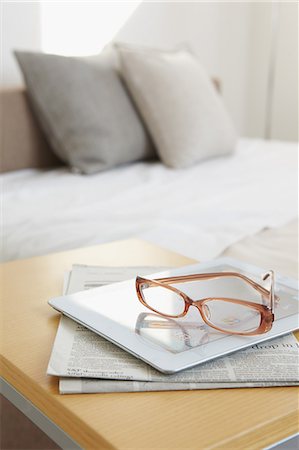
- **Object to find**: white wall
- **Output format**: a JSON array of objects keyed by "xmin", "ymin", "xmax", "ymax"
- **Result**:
[
  {"xmin": 1, "ymin": 1, "xmax": 42, "ymax": 86},
  {"xmin": 1, "ymin": 1, "xmax": 298, "ymax": 141},
  {"xmin": 40, "ymin": 2, "xmax": 141, "ymax": 56},
  {"xmin": 246, "ymin": 2, "xmax": 298, "ymax": 141},
  {"xmin": 271, "ymin": 2, "xmax": 298, "ymax": 141}
]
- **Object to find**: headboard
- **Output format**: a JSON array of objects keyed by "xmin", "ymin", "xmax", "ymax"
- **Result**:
[
  {"xmin": 0, "ymin": 79, "xmax": 221, "ymax": 173},
  {"xmin": 0, "ymin": 87, "xmax": 63, "ymax": 173}
]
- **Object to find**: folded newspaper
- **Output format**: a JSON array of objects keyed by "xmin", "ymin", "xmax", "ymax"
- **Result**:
[{"xmin": 47, "ymin": 265, "xmax": 299, "ymax": 394}]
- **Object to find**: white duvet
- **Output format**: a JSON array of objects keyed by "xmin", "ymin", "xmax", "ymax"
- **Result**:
[{"xmin": 1, "ymin": 138, "xmax": 298, "ymax": 262}]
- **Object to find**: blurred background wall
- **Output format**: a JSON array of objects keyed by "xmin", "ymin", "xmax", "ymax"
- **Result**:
[{"xmin": 1, "ymin": 1, "xmax": 298, "ymax": 141}]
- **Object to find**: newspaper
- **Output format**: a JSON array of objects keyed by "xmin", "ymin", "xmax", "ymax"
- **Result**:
[
  {"xmin": 47, "ymin": 265, "xmax": 299, "ymax": 393},
  {"xmin": 59, "ymin": 378, "xmax": 299, "ymax": 394}
]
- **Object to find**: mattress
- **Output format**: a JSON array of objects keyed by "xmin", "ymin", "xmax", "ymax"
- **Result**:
[{"xmin": 1, "ymin": 138, "xmax": 298, "ymax": 263}]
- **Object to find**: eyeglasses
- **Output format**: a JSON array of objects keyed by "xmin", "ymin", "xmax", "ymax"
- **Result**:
[{"xmin": 135, "ymin": 271, "xmax": 277, "ymax": 336}]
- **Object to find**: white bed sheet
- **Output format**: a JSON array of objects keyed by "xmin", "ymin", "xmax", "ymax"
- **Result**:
[
  {"xmin": 222, "ymin": 219, "xmax": 298, "ymax": 279},
  {"xmin": 1, "ymin": 138, "xmax": 298, "ymax": 262}
]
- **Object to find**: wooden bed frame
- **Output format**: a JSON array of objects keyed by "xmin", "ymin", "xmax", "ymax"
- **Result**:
[{"xmin": 0, "ymin": 88, "xmax": 62, "ymax": 173}]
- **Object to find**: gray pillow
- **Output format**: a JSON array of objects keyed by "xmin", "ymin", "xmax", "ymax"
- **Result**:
[{"xmin": 15, "ymin": 51, "xmax": 155, "ymax": 174}]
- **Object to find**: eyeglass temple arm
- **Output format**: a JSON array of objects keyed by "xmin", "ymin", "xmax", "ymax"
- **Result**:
[
  {"xmin": 262, "ymin": 270, "xmax": 275, "ymax": 312},
  {"xmin": 151, "ymin": 271, "xmax": 276, "ymax": 306}
]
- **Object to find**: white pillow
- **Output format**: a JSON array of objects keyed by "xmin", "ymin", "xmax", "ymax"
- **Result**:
[{"xmin": 118, "ymin": 45, "xmax": 237, "ymax": 168}]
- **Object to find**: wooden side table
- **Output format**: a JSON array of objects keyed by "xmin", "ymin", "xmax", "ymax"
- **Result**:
[{"xmin": 1, "ymin": 239, "xmax": 298, "ymax": 449}]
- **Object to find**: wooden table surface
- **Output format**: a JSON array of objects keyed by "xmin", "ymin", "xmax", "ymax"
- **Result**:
[{"xmin": 1, "ymin": 239, "xmax": 298, "ymax": 449}]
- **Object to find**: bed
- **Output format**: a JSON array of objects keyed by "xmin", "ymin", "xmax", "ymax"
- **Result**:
[{"xmin": 1, "ymin": 88, "xmax": 298, "ymax": 277}]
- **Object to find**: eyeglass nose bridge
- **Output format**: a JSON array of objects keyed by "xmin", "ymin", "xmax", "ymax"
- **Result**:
[{"xmin": 188, "ymin": 298, "xmax": 210, "ymax": 318}]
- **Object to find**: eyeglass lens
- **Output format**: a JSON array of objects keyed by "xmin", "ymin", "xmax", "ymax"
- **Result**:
[
  {"xmin": 141, "ymin": 285, "xmax": 185, "ymax": 317},
  {"xmin": 202, "ymin": 300, "xmax": 261, "ymax": 333}
]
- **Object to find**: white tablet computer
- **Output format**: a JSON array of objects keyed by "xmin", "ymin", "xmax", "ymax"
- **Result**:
[{"xmin": 48, "ymin": 258, "xmax": 299, "ymax": 374}]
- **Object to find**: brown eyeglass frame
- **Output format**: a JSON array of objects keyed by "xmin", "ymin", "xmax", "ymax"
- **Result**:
[{"xmin": 135, "ymin": 271, "xmax": 276, "ymax": 336}]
